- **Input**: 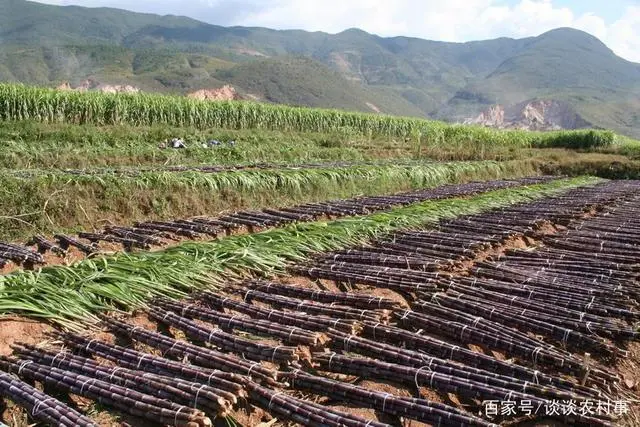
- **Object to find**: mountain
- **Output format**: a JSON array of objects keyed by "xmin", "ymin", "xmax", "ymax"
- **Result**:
[{"xmin": 2, "ymin": 0, "xmax": 640, "ymax": 137}]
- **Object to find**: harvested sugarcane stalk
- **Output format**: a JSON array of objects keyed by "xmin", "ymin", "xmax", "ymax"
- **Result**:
[
  {"xmin": 101, "ymin": 316, "xmax": 278, "ymax": 385},
  {"xmin": 147, "ymin": 308, "xmax": 302, "ymax": 364},
  {"xmin": 0, "ymin": 356, "xmax": 212, "ymax": 427},
  {"xmin": 13, "ymin": 344, "xmax": 234, "ymax": 417},
  {"xmin": 236, "ymin": 287, "xmax": 389, "ymax": 323},
  {"xmin": 154, "ymin": 298, "xmax": 324, "ymax": 346},
  {"xmin": 27, "ymin": 234, "xmax": 66, "ymax": 255},
  {"xmin": 246, "ymin": 381, "xmax": 391, "ymax": 427},
  {"xmin": 198, "ymin": 291, "xmax": 360, "ymax": 333},
  {"xmin": 54, "ymin": 234, "xmax": 97, "ymax": 255},
  {"xmin": 0, "ymin": 371, "xmax": 97, "ymax": 427},
  {"xmin": 245, "ymin": 279, "xmax": 399, "ymax": 309},
  {"xmin": 282, "ymin": 369, "xmax": 495, "ymax": 427},
  {"xmin": 60, "ymin": 332, "xmax": 247, "ymax": 397}
]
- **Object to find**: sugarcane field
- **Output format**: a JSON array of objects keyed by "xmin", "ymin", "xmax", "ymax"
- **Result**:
[{"xmin": 2, "ymin": 82, "xmax": 640, "ymax": 427}]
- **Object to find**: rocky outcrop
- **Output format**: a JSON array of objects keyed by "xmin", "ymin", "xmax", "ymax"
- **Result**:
[
  {"xmin": 56, "ymin": 79, "xmax": 140, "ymax": 94},
  {"xmin": 465, "ymin": 99, "xmax": 592, "ymax": 131},
  {"xmin": 187, "ymin": 85, "xmax": 242, "ymax": 101}
]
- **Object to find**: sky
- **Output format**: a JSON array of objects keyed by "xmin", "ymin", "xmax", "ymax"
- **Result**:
[{"xmin": 33, "ymin": 0, "xmax": 640, "ymax": 63}]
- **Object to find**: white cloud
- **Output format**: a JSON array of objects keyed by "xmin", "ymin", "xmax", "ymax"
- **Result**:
[
  {"xmin": 607, "ymin": 5, "xmax": 640, "ymax": 63},
  {"xmin": 238, "ymin": 0, "xmax": 640, "ymax": 62},
  {"xmin": 31, "ymin": 0, "xmax": 640, "ymax": 62}
]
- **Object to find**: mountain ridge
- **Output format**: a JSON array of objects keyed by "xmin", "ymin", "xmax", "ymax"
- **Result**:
[{"xmin": 2, "ymin": 0, "xmax": 639, "ymax": 137}]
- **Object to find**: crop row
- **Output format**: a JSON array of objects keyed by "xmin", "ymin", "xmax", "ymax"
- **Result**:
[
  {"xmin": 2, "ymin": 179, "xmax": 638, "ymax": 426},
  {"xmin": 0, "ymin": 176, "xmax": 599, "ymax": 329},
  {"xmin": 0, "ymin": 159, "xmax": 533, "ymax": 241},
  {"xmin": 0, "ymin": 83, "xmax": 617, "ymax": 149},
  {"xmin": 0, "ymin": 175, "xmax": 553, "ymax": 268}
]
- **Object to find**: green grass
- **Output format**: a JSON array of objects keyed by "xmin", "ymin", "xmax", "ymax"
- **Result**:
[
  {"xmin": 0, "ymin": 160, "xmax": 536, "ymax": 241},
  {"xmin": 537, "ymin": 153, "xmax": 640, "ymax": 180},
  {"xmin": 0, "ymin": 121, "xmax": 389, "ymax": 169},
  {"xmin": 0, "ymin": 120, "xmax": 559, "ymax": 170},
  {"xmin": 0, "ymin": 176, "xmax": 599, "ymax": 329}
]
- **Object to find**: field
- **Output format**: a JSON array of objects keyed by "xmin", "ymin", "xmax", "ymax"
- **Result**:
[{"xmin": 1, "ymin": 85, "xmax": 640, "ymax": 427}]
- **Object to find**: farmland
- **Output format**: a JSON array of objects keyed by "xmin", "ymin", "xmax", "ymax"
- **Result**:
[{"xmin": 1, "ymin": 85, "xmax": 640, "ymax": 427}]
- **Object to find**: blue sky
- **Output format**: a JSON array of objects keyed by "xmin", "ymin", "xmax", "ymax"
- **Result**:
[
  {"xmin": 551, "ymin": 0, "xmax": 632, "ymax": 22},
  {"xmin": 33, "ymin": 0, "xmax": 640, "ymax": 62}
]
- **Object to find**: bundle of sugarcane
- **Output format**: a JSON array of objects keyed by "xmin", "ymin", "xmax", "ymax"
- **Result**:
[
  {"xmin": 437, "ymin": 222, "xmax": 513, "ymax": 240},
  {"xmin": 282, "ymin": 369, "xmax": 495, "ymax": 427},
  {"xmin": 0, "ymin": 356, "xmax": 212, "ymax": 427},
  {"xmin": 319, "ymin": 248, "xmax": 443, "ymax": 270},
  {"xmin": 547, "ymin": 236, "xmax": 640, "ymax": 257},
  {"xmin": 473, "ymin": 261, "xmax": 631, "ymax": 298},
  {"xmin": 171, "ymin": 220, "xmax": 221, "ymax": 236},
  {"xmin": 0, "ymin": 242, "xmax": 45, "ymax": 266},
  {"xmin": 446, "ymin": 274, "xmax": 603, "ymax": 309},
  {"xmin": 323, "ymin": 328, "xmax": 598, "ymax": 398},
  {"xmin": 429, "ymin": 281, "xmax": 630, "ymax": 329},
  {"xmin": 502, "ymin": 264, "xmax": 637, "ymax": 289},
  {"xmin": 198, "ymin": 291, "xmax": 359, "ymax": 333},
  {"xmin": 54, "ymin": 234, "xmax": 97, "ymax": 254},
  {"xmin": 382, "ymin": 234, "xmax": 478, "ymax": 257},
  {"xmin": 76, "ymin": 232, "xmax": 145, "ymax": 251},
  {"xmin": 235, "ymin": 288, "xmax": 389, "ymax": 323},
  {"xmin": 427, "ymin": 289, "xmax": 637, "ymax": 341},
  {"xmin": 262, "ymin": 208, "xmax": 313, "ymax": 222},
  {"xmin": 245, "ymin": 381, "xmax": 391, "ymax": 427},
  {"xmin": 189, "ymin": 217, "xmax": 242, "ymax": 232},
  {"xmin": 392, "ymin": 230, "xmax": 494, "ymax": 250},
  {"xmin": 514, "ymin": 246, "xmax": 638, "ymax": 270},
  {"xmin": 541, "ymin": 239, "xmax": 639, "ymax": 264},
  {"xmin": 484, "ymin": 261, "xmax": 632, "ymax": 290},
  {"xmin": 244, "ymin": 280, "xmax": 399, "ymax": 309},
  {"xmin": 500, "ymin": 247, "xmax": 635, "ymax": 270},
  {"xmin": 361, "ymin": 324, "xmax": 596, "ymax": 399},
  {"xmin": 60, "ymin": 332, "xmax": 247, "ymax": 398},
  {"xmin": 27, "ymin": 234, "xmax": 65, "ymax": 255},
  {"xmin": 399, "ymin": 307, "xmax": 604, "ymax": 381},
  {"xmin": 0, "ymin": 371, "xmax": 97, "ymax": 427},
  {"xmin": 322, "ymin": 258, "xmax": 451, "ymax": 283},
  {"xmin": 154, "ymin": 297, "xmax": 325, "ymax": 346},
  {"xmin": 418, "ymin": 295, "xmax": 620, "ymax": 356},
  {"xmin": 134, "ymin": 221, "xmax": 201, "ymax": 238},
  {"xmin": 223, "ymin": 211, "xmax": 291, "ymax": 227},
  {"xmin": 100, "ymin": 318, "xmax": 278, "ymax": 384},
  {"xmin": 512, "ymin": 265, "xmax": 638, "ymax": 289},
  {"xmin": 146, "ymin": 308, "xmax": 302, "ymax": 364},
  {"xmin": 412, "ymin": 299, "xmax": 585, "ymax": 359},
  {"xmin": 291, "ymin": 263, "xmax": 439, "ymax": 294},
  {"xmin": 104, "ymin": 226, "xmax": 166, "ymax": 246},
  {"xmin": 13, "ymin": 344, "xmax": 234, "ymax": 417},
  {"xmin": 309, "ymin": 349, "xmax": 545, "ymax": 404},
  {"xmin": 358, "ymin": 238, "xmax": 475, "ymax": 261},
  {"xmin": 327, "ymin": 326, "xmax": 596, "ymax": 396},
  {"xmin": 311, "ymin": 353, "xmax": 611, "ymax": 426},
  {"xmin": 449, "ymin": 275, "xmax": 637, "ymax": 320}
]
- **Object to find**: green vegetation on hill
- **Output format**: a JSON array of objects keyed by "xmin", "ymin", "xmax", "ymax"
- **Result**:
[
  {"xmin": 1, "ymin": 0, "xmax": 639, "ymax": 137},
  {"xmin": 216, "ymin": 56, "xmax": 423, "ymax": 116}
]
